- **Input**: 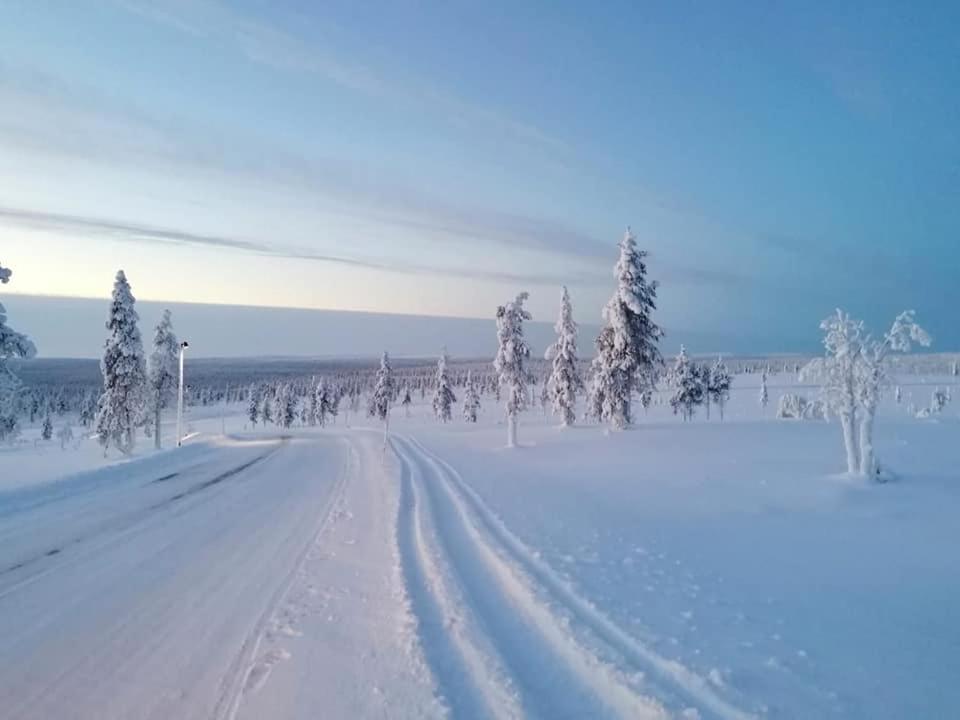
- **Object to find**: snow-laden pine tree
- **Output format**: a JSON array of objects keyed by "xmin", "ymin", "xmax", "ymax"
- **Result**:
[
  {"xmin": 493, "ymin": 292, "xmax": 532, "ymax": 447},
  {"xmin": 432, "ymin": 349, "xmax": 456, "ymax": 423},
  {"xmin": 544, "ymin": 286, "xmax": 583, "ymax": 427},
  {"xmin": 41, "ymin": 413, "xmax": 53, "ymax": 441},
  {"xmin": 95, "ymin": 270, "xmax": 147, "ymax": 456},
  {"xmin": 147, "ymin": 309, "xmax": 179, "ymax": 448},
  {"xmin": 315, "ymin": 378, "xmax": 337, "ymax": 427},
  {"xmin": 0, "ymin": 262, "xmax": 36, "ymax": 441},
  {"xmin": 802, "ymin": 309, "xmax": 930, "ymax": 478},
  {"xmin": 708, "ymin": 356, "xmax": 732, "ymax": 421},
  {"xmin": 247, "ymin": 384, "xmax": 261, "ymax": 426},
  {"xmin": 590, "ymin": 228, "xmax": 663, "ymax": 430},
  {"xmin": 368, "ymin": 351, "xmax": 395, "ymax": 440},
  {"xmin": 668, "ymin": 346, "xmax": 702, "ymax": 421},
  {"xmin": 462, "ymin": 370, "xmax": 480, "ymax": 422},
  {"xmin": 274, "ymin": 383, "xmax": 297, "ymax": 429},
  {"xmin": 759, "ymin": 370, "xmax": 769, "ymax": 410},
  {"xmin": 401, "ymin": 384, "xmax": 413, "ymax": 418}
]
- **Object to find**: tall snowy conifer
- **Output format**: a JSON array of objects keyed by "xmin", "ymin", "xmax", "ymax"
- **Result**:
[
  {"xmin": 668, "ymin": 345, "xmax": 702, "ymax": 421},
  {"xmin": 0, "ymin": 262, "xmax": 36, "ymax": 441},
  {"xmin": 95, "ymin": 270, "xmax": 147, "ymax": 455},
  {"xmin": 545, "ymin": 286, "xmax": 583, "ymax": 427},
  {"xmin": 369, "ymin": 352, "xmax": 395, "ymax": 442},
  {"xmin": 315, "ymin": 378, "xmax": 337, "ymax": 427},
  {"xmin": 432, "ymin": 349, "xmax": 456, "ymax": 422},
  {"xmin": 247, "ymin": 384, "xmax": 261, "ymax": 426},
  {"xmin": 462, "ymin": 370, "xmax": 480, "ymax": 422},
  {"xmin": 493, "ymin": 292, "xmax": 532, "ymax": 447},
  {"xmin": 147, "ymin": 309, "xmax": 178, "ymax": 448},
  {"xmin": 708, "ymin": 356, "xmax": 732, "ymax": 421},
  {"xmin": 590, "ymin": 228, "xmax": 663, "ymax": 429}
]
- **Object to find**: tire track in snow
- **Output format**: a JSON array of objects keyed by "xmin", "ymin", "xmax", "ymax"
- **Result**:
[
  {"xmin": 405, "ymin": 436, "xmax": 756, "ymax": 720},
  {"xmin": 395, "ymin": 439, "xmax": 523, "ymax": 720},
  {"xmin": 211, "ymin": 437, "xmax": 352, "ymax": 720},
  {"xmin": 393, "ymin": 435, "xmax": 666, "ymax": 719}
]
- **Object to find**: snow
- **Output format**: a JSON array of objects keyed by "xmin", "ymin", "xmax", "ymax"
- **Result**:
[{"xmin": 0, "ymin": 371, "xmax": 958, "ymax": 718}]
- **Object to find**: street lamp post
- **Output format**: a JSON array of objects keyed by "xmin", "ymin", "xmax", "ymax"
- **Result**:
[{"xmin": 177, "ymin": 340, "xmax": 189, "ymax": 447}]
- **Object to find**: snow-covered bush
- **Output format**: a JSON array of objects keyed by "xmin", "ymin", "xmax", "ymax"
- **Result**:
[
  {"xmin": 590, "ymin": 228, "xmax": 663, "ymax": 430},
  {"xmin": 776, "ymin": 394, "xmax": 827, "ymax": 421},
  {"xmin": 493, "ymin": 292, "xmax": 531, "ymax": 447},
  {"xmin": 802, "ymin": 309, "xmax": 931, "ymax": 478}
]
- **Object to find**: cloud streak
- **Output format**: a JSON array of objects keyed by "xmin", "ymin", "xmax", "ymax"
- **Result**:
[
  {"xmin": 113, "ymin": 0, "xmax": 563, "ymax": 151},
  {"xmin": 0, "ymin": 206, "xmax": 607, "ymax": 287}
]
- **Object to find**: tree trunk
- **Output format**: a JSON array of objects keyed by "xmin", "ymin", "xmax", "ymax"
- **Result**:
[
  {"xmin": 840, "ymin": 411, "xmax": 860, "ymax": 475},
  {"xmin": 507, "ymin": 412, "xmax": 517, "ymax": 448},
  {"xmin": 858, "ymin": 407, "xmax": 877, "ymax": 478},
  {"xmin": 154, "ymin": 399, "xmax": 161, "ymax": 450}
]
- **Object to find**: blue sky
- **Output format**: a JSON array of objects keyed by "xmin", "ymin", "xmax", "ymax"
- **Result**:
[{"xmin": 1, "ymin": 0, "xmax": 958, "ymax": 352}]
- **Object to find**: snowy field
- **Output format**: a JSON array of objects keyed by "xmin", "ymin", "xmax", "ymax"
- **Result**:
[{"xmin": 1, "ymin": 372, "xmax": 959, "ymax": 719}]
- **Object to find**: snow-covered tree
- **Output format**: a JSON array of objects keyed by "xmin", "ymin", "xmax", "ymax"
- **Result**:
[
  {"xmin": 274, "ymin": 383, "xmax": 297, "ymax": 429},
  {"xmin": 462, "ymin": 370, "xmax": 480, "ymax": 422},
  {"xmin": 0, "ymin": 261, "xmax": 37, "ymax": 441},
  {"xmin": 247, "ymin": 384, "xmax": 261, "ymax": 426},
  {"xmin": 493, "ymin": 292, "xmax": 532, "ymax": 447},
  {"xmin": 147, "ymin": 309, "xmax": 179, "ymax": 449},
  {"xmin": 895, "ymin": 385, "xmax": 902, "ymax": 405},
  {"xmin": 802, "ymin": 309, "xmax": 931, "ymax": 478},
  {"xmin": 41, "ymin": 413, "xmax": 53, "ymax": 441},
  {"xmin": 708, "ymin": 356, "xmax": 732, "ymax": 421},
  {"xmin": 668, "ymin": 346, "xmax": 703, "ymax": 421},
  {"xmin": 260, "ymin": 387, "xmax": 274, "ymax": 425},
  {"xmin": 368, "ymin": 351, "xmax": 395, "ymax": 442},
  {"xmin": 57, "ymin": 421, "xmax": 74, "ymax": 450},
  {"xmin": 432, "ymin": 349, "xmax": 456, "ymax": 423},
  {"xmin": 759, "ymin": 370, "xmax": 769, "ymax": 410},
  {"xmin": 590, "ymin": 228, "xmax": 663, "ymax": 430},
  {"xmin": 95, "ymin": 270, "xmax": 147, "ymax": 455},
  {"xmin": 545, "ymin": 286, "xmax": 583, "ymax": 427},
  {"xmin": 401, "ymin": 384, "xmax": 413, "ymax": 418},
  {"xmin": 314, "ymin": 378, "xmax": 337, "ymax": 427}
]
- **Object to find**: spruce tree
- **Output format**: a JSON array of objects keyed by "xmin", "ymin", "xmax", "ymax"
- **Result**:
[
  {"xmin": 546, "ymin": 286, "xmax": 583, "ymax": 427},
  {"xmin": 590, "ymin": 229, "xmax": 663, "ymax": 429},
  {"xmin": 668, "ymin": 345, "xmax": 702, "ymax": 421},
  {"xmin": 95, "ymin": 270, "xmax": 147, "ymax": 455},
  {"xmin": 147, "ymin": 309, "xmax": 179, "ymax": 448},
  {"xmin": 247, "ymin": 384, "xmax": 261, "ymax": 426},
  {"xmin": 0, "ymin": 262, "xmax": 36, "ymax": 441},
  {"xmin": 708, "ymin": 356, "xmax": 732, "ymax": 421},
  {"xmin": 432, "ymin": 349, "xmax": 456, "ymax": 423},
  {"xmin": 369, "ymin": 351, "xmax": 395, "ymax": 443},
  {"xmin": 462, "ymin": 370, "xmax": 481, "ymax": 422},
  {"xmin": 493, "ymin": 292, "xmax": 532, "ymax": 447}
]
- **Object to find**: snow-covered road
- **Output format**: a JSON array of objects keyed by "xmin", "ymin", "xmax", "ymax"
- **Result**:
[{"xmin": 0, "ymin": 433, "xmax": 368, "ymax": 720}]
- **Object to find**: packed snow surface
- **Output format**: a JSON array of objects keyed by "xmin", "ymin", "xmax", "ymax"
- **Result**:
[{"xmin": 0, "ymin": 373, "xmax": 958, "ymax": 719}]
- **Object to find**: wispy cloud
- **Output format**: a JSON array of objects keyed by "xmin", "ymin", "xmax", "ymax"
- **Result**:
[
  {"xmin": 113, "ymin": 0, "xmax": 564, "ymax": 151},
  {"xmin": 0, "ymin": 206, "xmax": 606, "ymax": 287}
]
